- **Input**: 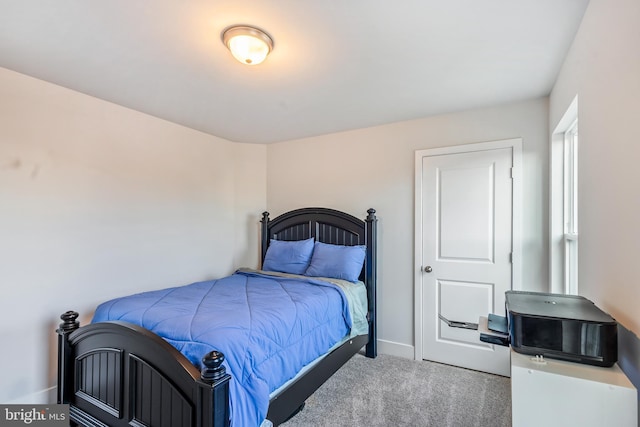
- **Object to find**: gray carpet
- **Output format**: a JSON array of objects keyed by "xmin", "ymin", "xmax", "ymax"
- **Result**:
[{"xmin": 281, "ymin": 353, "xmax": 512, "ymax": 427}]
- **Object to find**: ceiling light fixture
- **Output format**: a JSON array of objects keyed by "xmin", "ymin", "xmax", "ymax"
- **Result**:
[{"xmin": 222, "ymin": 25, "xmax": 274, "ymax": 66}]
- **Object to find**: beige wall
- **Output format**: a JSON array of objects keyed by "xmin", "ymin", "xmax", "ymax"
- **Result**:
[
  {"xmin": 267, "ymin": 98, "xmax": 549, "ymax": 355},
  {"xmin": 549, "ymin": 0, "xmax": 640, "ymax": 410},
  {"xmin": 0, "ymin": 67, "xmax": 266, "ymax": 402}
]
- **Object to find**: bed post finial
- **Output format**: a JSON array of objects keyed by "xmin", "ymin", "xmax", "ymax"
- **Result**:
[
  {"xmin": 261, "ymin": 211, "xmax": 270, "ymax": 265},
  {"xmin": 366, "ymin": 208, "xmax": 376, "ymax": 221},
  {"xmin": 59, "ymin": 311, "xmax": 80, "ymax": 332},
  {"xmin": 201, "ymin": 350, "xmax": 227, "ymax": 383}
]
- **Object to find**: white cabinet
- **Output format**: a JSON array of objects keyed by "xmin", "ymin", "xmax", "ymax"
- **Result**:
[{"xmin": 511, "ymin": 350, "xmax": 637, "ymax": 427}]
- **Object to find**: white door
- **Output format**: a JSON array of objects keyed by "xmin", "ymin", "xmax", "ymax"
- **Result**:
[{"xmin": 417, "ymin": 142, "xmax": 517, "ymax": 376}]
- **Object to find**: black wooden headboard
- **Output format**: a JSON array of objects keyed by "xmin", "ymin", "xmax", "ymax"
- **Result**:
[{"xmin": 260, "ymin": 207, "xmax": 377, "ymax": 358}]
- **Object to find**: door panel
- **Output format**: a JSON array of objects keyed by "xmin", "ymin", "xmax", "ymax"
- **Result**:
[
  {"xmin": 438, "ymin": 280, "xmax": 493, "ymax": 348},
  {"xmin": 439, "ymin": 165, "xmax": 494, "ymax": 262},
  {"xmin": 420, "ymin": 146, "xmax": 512, "ymax": 376}
]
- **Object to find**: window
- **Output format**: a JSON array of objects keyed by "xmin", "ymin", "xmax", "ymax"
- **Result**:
[
  {"xmin": 550, "ymin": 96, "xmax": 578, "ymax": 295},
  {"xmin": 563, "ymin": 120, "xmax": 578, "ymax": 294}
]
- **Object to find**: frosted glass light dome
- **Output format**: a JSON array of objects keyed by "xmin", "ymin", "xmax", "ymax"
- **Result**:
[{"xmin": 222, "ymin": 26, "xmax": 274, "ymax": 65}]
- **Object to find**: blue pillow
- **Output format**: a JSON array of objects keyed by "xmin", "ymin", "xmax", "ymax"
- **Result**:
[
  {"xmin": 305, "ymin": 241, "xmax": 366, "ymax": 282},
  {"xmin": 262, "ymin": 238, "xmax": 315, "ymax": 275}
]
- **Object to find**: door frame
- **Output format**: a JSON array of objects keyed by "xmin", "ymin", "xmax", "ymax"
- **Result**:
[{"xmin": 414, "ymin": 138, "xmax": 523, "ymax": 361}]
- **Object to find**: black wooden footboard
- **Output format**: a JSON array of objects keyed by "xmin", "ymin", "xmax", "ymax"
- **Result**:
[{"xmin": 57, "ymin": 311, "xmax": 230, "ymax": 427}]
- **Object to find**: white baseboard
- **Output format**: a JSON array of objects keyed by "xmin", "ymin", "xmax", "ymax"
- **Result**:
[{"xmin": 377, "ymin": 339, "xmax": 415, "ymax": 360}]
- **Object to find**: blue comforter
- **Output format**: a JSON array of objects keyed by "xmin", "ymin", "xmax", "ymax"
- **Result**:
[{"xmin": 92, "ymin": 270, "xmax": 355, "ymax": 426}]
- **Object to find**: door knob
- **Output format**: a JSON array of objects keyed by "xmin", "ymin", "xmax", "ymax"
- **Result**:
[{"xmin": 423, "ymin": 266, "xmax": 433, "ymax": 273}]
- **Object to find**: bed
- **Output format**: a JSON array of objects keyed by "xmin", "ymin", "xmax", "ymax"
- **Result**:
[{"xmin": 57, "ymin": 207, "xmax": 377, "ymax": 427}]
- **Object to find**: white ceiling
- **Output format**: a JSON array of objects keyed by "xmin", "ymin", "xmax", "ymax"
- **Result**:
[{"xmin": 0, "ymin": 1, "xmax": 589, "ymax": 144}]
